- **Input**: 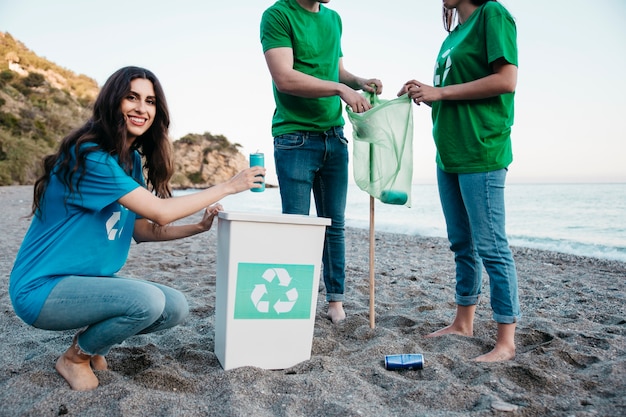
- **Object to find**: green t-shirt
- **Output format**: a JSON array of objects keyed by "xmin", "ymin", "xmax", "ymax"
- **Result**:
[
  {"xmin": 431, "ymin": 1, "xmax": 518, "ymax": 173},
  {"xmin": 260, "ymin": 0, "xmax": 344, "ymax": 136}
]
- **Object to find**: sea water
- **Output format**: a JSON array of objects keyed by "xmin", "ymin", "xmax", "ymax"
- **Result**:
[{"xmin": 178, "ymin": 183, "xmax": 626, "ymax": 263}]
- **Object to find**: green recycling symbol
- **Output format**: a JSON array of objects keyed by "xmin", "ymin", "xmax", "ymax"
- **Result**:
[
  {"xmin": 251, "ymin": 268, "xmax": 298, "ymax": 313},
  {"xmin": 234, "ymin": 263, "xmax": 315, "ymax": 320}
]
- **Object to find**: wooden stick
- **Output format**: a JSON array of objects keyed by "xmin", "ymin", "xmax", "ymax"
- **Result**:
[
  {"xmin": 367, "ymin": 89, "xmax": 377, "ymax": 329},
  {"xmin": 369, "ymin": 195, "xmax": 375, "ymax": 329}
]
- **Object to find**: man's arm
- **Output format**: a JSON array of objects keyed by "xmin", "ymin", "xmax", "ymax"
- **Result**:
[{"xmin": 263, "ymin": 48, "xmax": 378, "ymax": 112}]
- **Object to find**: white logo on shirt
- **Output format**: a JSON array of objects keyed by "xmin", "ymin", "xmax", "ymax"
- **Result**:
[
  {"xmin": 434, "ymin": 47, "xmax": 453, "ymax": 87},
  {"xmin": 106, "ymin": 211, "xmax": 123, "ymax": 240}
]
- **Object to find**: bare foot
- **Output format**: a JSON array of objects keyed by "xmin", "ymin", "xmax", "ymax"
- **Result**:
[
  {"xmin": 55, "ymin": 352, "xmax": 99, "ymax": 391},
  {"xmin": 90, "ymin": 355, "xmax": 108, "ymax": 371},
  {"xmin": 55, "ymin": 335, "xmax": 99, "ymax": 391},
  {"xmin": 473, "ymin": 346, "xmax": 516, "ymax": 362},
  {"xmin": 474, "ymin": 322, "xmax": 516, "ymax": 362},
  {"xmin": 425, "ymin": 324, "xmax": 473, "ymax": 338},
  {"xmin": 425, "ymin": 305, "xmax": 475, "ymax": 338},
  {"xmin": 327, "ymin": 301, "xmax": 346, "ymax": 324}
]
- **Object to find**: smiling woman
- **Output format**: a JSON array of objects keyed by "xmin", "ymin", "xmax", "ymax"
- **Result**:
[
  {"xmin": 121, "ymin": 79, "xmax": 157, "ymax": 141},
  {"xmin": 8, "ymin": 65, "xmax": 265, "ymax": 391}
]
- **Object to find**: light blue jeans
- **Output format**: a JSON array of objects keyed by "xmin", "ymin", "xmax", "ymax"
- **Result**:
[
  {"xmin": 437, "ymin": 167, "xmax": 520, "ymax": 323},
  {"xmin": 32, "ymin": 275, "xmax": 189, "ymax": 356},
  {"xmin": 274, "ymin": 126, "xmax": 348, "ymax": 302}
]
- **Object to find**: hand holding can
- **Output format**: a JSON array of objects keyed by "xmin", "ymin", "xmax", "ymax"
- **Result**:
[{"xmin": 249, "ymin": 152, "xmax": 265, "ymax": 192}]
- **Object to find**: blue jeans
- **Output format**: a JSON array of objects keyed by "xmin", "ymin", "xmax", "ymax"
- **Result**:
[
  {"xmin": 274, "ymin": 127, "xmax": 348, "ymax": 302},
  {"xmin": 32, "ymin": 275, "xmax": 189, "ymax": 356},
  {"xmin": 437, "ymin": 167, "xmax": 520, "ymax": 323}
]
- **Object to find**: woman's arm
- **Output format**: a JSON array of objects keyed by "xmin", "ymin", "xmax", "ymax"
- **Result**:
[
  {"xmin": 132, "ymin": 203, "xmax": 222, "ymax": 243},
  {"xmin": 399, "ymin": 59, "xmax": 517, "ymax": 105},
  {"xmin": 119, "ymin": 166, "xmax": 263, "ymax": 227}
]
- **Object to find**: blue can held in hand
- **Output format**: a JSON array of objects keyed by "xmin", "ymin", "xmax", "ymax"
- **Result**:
[
  {"xmin": 385, "ymin": 354, "xmax": 424, "ymax": 370},
  {"xmin": 249, "ymin": 152, "xmax": 265, "ymax": 192}
]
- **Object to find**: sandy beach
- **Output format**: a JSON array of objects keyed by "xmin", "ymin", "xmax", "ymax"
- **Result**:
[{"xmin": 1, "ymin": 185, "xmax": 624, "ymax": 417}]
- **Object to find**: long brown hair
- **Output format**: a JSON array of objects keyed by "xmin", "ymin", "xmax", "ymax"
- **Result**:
[
  {"xmin": 32, "ymin": 66, "xmax": 173, "ymax": 216},
  {"xmin": 443, "ymin": 0, "xmax": 498, "ymax": 32}
]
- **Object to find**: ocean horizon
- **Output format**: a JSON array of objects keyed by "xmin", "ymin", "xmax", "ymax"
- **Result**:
[{"xmin": 177, "ymin": 182, "xmax": 626, "ymax": 263}]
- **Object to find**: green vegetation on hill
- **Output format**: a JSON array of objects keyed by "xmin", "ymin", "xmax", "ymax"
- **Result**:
[
  {"xmin": 0, "ymin": 32, "xmax": 98, "ymax": 185},
  {"xmin": 177, "ymin": 132, "xmax": 242, "ymax": 153}
]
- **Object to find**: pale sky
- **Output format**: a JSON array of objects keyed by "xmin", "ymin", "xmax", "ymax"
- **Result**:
[{"xmin": 2, "ymin": 0, "xmax": 625, "ymax": 184}]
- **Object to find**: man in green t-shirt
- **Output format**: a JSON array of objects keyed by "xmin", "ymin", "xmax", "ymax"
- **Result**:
[{"xmin": 260, "ymin": 0, "xmax": 382, "ymax": 323}]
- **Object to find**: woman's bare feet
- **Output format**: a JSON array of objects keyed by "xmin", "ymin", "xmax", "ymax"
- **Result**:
[
  {"xmin": 473, "ymin": 322, "xmax": 516, "ymax": 362},
  {"xmin": 425, "ymin": 323, "xmax": 473, "ymax": 338},
  {"xmin": 423, "ymin": 306, "xmax": 516, "ymax": 362},
  {"xmin": 90, "ymin": 355, "xmax": 108, "ymax": 371},
  {"xmin": 327, "ymin": 301, "xmax": 346, "ymax": 324},
  {"xmin": 473, "ymin": 346, "xmax": 516, "ymax": 362},
  {"xmin": 425, "ymin": 305, "xmax": 475, "ymax": 338},
  {"xmin": 55, "ymin": 335, "xmax": 99, "ymax": 391}
]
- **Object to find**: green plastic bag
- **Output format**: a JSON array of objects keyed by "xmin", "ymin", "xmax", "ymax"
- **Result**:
[{"xmin": 346, "ymin": 92, "xmax": 413, "ymax": 207}]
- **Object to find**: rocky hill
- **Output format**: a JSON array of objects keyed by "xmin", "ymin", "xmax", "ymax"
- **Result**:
[
  {"xmin": 171, "ymin": 132, "xmax": 247, "ymax": 189},
  {"xmin": 0, "ymin": 32, "xmax": 247, "ymax": 189}
]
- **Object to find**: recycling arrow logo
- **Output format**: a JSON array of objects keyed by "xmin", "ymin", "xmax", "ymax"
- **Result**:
[
  {"xmin": 234, "ymin": 263, "xmax": 315, "ymax": 320},
  {"xmin": 105, "ymin": 211, "xmax": 123, "ymax": 240},
  {"xmin": 434, "ymin": 47, "xmax": 454, "ymax": 87},
  {"xmin": 251, "ymin": 268, "xmax": 299, "ymax": 314}
]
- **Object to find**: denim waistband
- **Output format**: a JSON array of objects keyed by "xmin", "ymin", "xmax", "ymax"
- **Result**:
[{"xmin": 301, "ymin": 126, "xmax": 343, "ymax": 139}]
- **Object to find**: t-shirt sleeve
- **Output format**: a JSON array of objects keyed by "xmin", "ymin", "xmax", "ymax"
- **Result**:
[
  {"xmin": 66, "ymin": 150, "xmax": 143, "ymax": 212},
  {"xmin": 485, "ymin": 4, "xmax": 518, "ymax": 67},
  {"xmin": 260, "ymin": 8, "xmax": 293, "ymax": 52},
  {"xmin": 130, "ymin": 151, "xmax": 146, "ymax": 220}
]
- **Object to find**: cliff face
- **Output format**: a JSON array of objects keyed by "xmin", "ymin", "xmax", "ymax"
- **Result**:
[{"xmin": 170, "ymin": 133, "xmax": 247, "ymax": 190}]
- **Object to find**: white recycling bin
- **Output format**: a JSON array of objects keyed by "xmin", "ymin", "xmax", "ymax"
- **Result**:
[{"xmin": 214, "ymin": 211, "xmax": 331, "ymax": 370}]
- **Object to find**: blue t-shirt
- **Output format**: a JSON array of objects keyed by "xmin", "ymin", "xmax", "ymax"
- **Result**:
[{"xmin": 9, "ymin": 147, "xmax": 144, "ymax": 324}]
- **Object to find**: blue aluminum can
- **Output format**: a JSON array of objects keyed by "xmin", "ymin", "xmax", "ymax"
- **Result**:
[
  {"xmin": 385, "ymin": 354, "xmax": 424, "ymax": 370},
  {"xmin": 249, "ymin": 152, "xmax": 265, "ymax": 192}
]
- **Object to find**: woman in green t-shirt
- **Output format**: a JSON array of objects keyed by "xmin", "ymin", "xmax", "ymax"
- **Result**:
[{"xmin": 398, "ymin": 0, "xmax": 520, "ymax": 362}]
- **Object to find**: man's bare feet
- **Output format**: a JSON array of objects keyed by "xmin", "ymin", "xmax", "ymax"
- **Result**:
[
  {"xmin": 90, "ymin": 355, "xmax": 108, "ymax": 371},
  {"xmin": 327, "ymin": 301, "xmax": 346, "ymax": 324},
  {"xmin": 55, "ymin": 336, "xmax": 99, "ymax": 391}
]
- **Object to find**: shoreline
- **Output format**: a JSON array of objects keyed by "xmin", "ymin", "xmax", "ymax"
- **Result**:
[
  {"xmin": 1, "ymin": 185, "xmax": 624, "ymax": 416},
  {"xmin": 178, "ymin": 184, "xmax": 626, "ymax": 265}
]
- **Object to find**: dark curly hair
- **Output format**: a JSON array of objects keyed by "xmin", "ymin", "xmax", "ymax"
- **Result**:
[{"xmin": 32, "ymin": 66, "xmax": 174, "ymax": 216}]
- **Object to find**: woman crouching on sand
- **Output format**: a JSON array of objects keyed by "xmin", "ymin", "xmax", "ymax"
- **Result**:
[
  {"xmin": 398, "ymin": 0, "xmax": 520, "ymax": 361},
  {"xmin": 9, "ymin": 66, "xmax": 265, "ymax": 390}
]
